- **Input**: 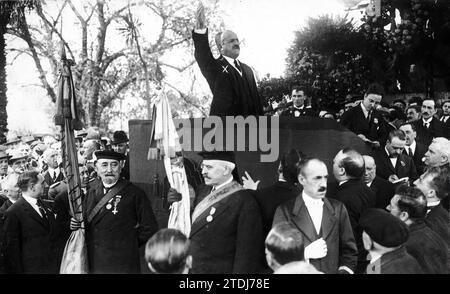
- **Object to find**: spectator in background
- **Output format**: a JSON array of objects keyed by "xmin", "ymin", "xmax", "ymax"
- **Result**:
[
  {"xmin": 111, "ymin": 131, "xmax": 130, "ymax": 180},
  {"xmin": 0, "ymin": 149, "xmax": 11, "ymax": 185},
  {"xmin": 440, "ymin": 100, "xmax": 450, "ymax": 138},
  {"xmin": 423, "ymin": 137, "xmax": 450, "ymax": 168},
  {"xmin": 373, "ymin": 129, "xmax": 417, "ymax": 184},
  {"xmin": 406, "ymin": 105, "xmax": 421, "ymax": 123},
  {"xmin": 413, "ymin": 166, "xmax": 449, "ymax": 246},
  {"xmin": 145, "ymin": 228, "xmax": 192, "ymax": 274},
  {"xmin": 340, "ymin": 83, "xmax": 389, "ymax": 148},
  {"xmin": 392, "ymin": 98, "xmax": 407, "ymax": 114},
  {"xmin": 7, "ymin": 150, "xmax": 28, "ymax": 177},
  {"xmin": 413, "ymin": 99, "xmax": 445, "ymax": 146},
  {"xmin": 280, "ymin": 86, "xmax": 317, "ymax": 117},
  {"xmin": 360, "ymin": 208, "xmax": 422, "ymax": 274},
  {"xmin": 399, "ymin": 123, "xmax": 427, "ymax": 175},
  {"xmin": 42, "ymin": 148, "xmax": 64, "ymax": 200},
  {"xmin": 362, "ymin": 155, "xmax": 395, "ymax": 210},
  {"xmin": 387, "ymin": 185, "xmax": 448, "ymax": 274}
]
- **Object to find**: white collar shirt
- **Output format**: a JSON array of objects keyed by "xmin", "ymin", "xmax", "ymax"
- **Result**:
[
  {"xmin": 405, "ymin": 140, "xmax": 416, "ymax": 156},
  {"xmin": 385, "ymin": 146, "xmax": 397, "ymax": 168},
  {"xmin": 213, "ymin": 176, "xmax": 233, "ymax": 192},
  {"xmin": 302, "ymin": 191, "xmax": 324, "ymax": 235},
  {"xmin": 360, "ymin": 103, "xmax": 369, "ymax": 119},
  {"xmin": 47, "ymin": 166, "xmax": 61, "ymax": 180},
  {"xmin": 223, "ymin": 55, "xmax": 242, "ymax": 76},
  {"xmin": 22, "ymin": 194, "xmax": 43, "ymax": 217}
]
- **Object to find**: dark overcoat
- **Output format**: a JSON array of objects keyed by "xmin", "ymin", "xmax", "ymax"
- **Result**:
[
  {"xmin": 192, "ymin": 29, "xmax": 264, "ymax": 116},
  {"xmin": 3, "ymin": 198, "xmax": 62, "ymax": 273},
  {"xmin": 425, "ymin": 203, "xmax": 449, "ymax": 246},
  {"xmin": 189, "ymin": 183, "xmax": 265, "ymax": 274},
  {"xmin": 369, "ymin": 176, "xmax": 395, "ymax": 210},
  {"xmin": 412, "ymin": 118, "xmax": 445, "ymax": 146},
  {"xmin": 84, "ymin": 179, "xmax": 158, "ymax": 273},
  {"xmin": 374, "ymin": 150, "xmax": 418, "ymax": 183},
  {"xmin": 366, "ymin": 246, "xmax": 423, "ymax": 274},
  {"xmin": 273, "ymin": 196, "xmax": 357, "ymax": 274}
]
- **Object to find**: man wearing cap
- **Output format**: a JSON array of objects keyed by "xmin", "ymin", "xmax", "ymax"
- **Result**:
[
  {"xmin": 7, "ymin": 150, "xmax": 28, "ymax": 177},
  {"xmin": 187, "ymin": 151, "xmax": 265, "ymax": 274},
  {"xmin": 0, "ymin": 149, "xmax": 11, "ymax": 192},
  {"xmin": 360, "ymin": 208, "xmax": 422, "ymax": 274},
  {"xmin": 70, "ymin": 150, "xmax": 158, "ymax": 273},
  {"xmin": 273, "ymin": 158, "xmax": 357, "ymax": 274},
  {"xmin": 111, "ymin": 130, "xmax": 130, "ymax": 180},
  {"xmin": 387, "ymin": 185, "xmax": 448, "ymax": 274}
]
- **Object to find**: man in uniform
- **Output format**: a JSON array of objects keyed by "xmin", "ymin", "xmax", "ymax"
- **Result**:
[{"xmin": 70, "ymin": 150, "xmax": 158, "ymax": 273}]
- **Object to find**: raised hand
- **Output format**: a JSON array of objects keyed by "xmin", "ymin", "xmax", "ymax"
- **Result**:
[
  {"xmin": 242, "ymin": 171, "xmax": 260, "ymax": 191},
  {"xmin": 195, "ymin": 2, "xmax": 206, "ymax": 30}
]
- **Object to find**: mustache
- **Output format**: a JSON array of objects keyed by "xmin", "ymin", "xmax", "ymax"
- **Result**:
[
  {"xmin": 233, "ymin": 45, "xmax": 240, "ymax": 50},
  {"xmin": 318, "ymin": 187, "xmax": 326, "ymax": 192}
]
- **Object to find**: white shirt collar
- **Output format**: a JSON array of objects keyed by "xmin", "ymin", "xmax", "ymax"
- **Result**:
[
  {"xmin": 368, "ymin": 251, "xmax": 382, "ymax": 264},
  {"xmin": 213, "ymin": 176, "xmax": 233, "ymax": 191},
  {"xmin": 223, "ymin": 56, "xmax": 241, "ymax": 74},
  {"xmin": 47, "ymin": 166, "xmax": 60, "ymax": 176},
  {"xmin": 360, "ymin": 102, "xmax": 369, "ymax": 118},
  {"xmin": 366, "ymin": 181, "xmax": 373, "ymax": 187},
  {"xmin": 427, "ymin": 200, "xmax": 440, "ymax": 207},
  {"xmin": 339, "ymin": 180, "xmax": 348, "ymax": 186},
  {"xmin": 422, "ymin": 117, "xmax": 433, "ymax": 124},
  {"xmin": 22, "ymin": 194, "xmax": 38, "ymax": 206},
  {"xmin": 293, "ymin": 105, "xmax": 305, "ymax": 110},
  {"xmin": 406, "ymin": 140, "xmax": 416, "ymax": 153},
  {"xmin": 302, "ymin": 191, "xmax": 323, "ymax": 206}
]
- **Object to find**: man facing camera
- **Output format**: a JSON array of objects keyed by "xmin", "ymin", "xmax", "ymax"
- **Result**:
[
  {"xmin": 71, "ymin": 150, "xmax": 159, "ymax": 273},
  {"xmin": 273, "ymin": 158, "xmax": 357, "ymax": 274},
  {"xmin": 192, "ymin": 3, "xmax": 263, "ymax": 116}
]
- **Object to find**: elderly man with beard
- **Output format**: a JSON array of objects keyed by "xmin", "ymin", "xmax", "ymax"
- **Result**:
[
  {"xmin": 373, "ymin": 129, "xmax": 417, "ymax": 184},
  {"xmin": 70, "ymin": 150, "xmax": 158, "ymax": 273},
  {"xmin": 413, "ymin": 99, "xmax": 445, "ymax": 146},
  {"xmin": 187, "ymin": 151, "xmax": 265, "ymax": 274},
  {"xmin": 273, "ymin": 158, "xmax": 357, "ymax": 274},
  {"xmin": 362, "ymin": 155, "xmax": 395, "ymax": 210},
  {"xmin": 192, "ymin": 3, "xmax": 264, "ymax": 116}
]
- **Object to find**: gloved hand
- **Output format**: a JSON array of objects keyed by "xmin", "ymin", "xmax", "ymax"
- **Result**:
[
  {"xmin": 70, "ymin": 217, "xmax": 82, "ymax": 231},
  {"xmin": 167, "ymin": 188, "xmax": 182, "ymax": 205},
  {"xmin": 304, "ymin": 238, "xmax": 328, "ymax": 260}
]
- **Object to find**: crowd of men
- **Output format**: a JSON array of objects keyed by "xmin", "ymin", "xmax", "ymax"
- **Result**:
[{"xmin": 0, "ymin": 1, "xmax": 448, "ymax": 274}]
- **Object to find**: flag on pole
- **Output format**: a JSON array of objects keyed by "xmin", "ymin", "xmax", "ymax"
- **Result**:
[
  {"xmin": 55, "ymin": 44, "xmax": 88, "ymax": 274},
  {"xmin": 148, "ymin": 90, "xmax": 191, "ymax": 236}
]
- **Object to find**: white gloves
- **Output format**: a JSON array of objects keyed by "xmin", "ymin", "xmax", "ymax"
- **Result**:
[{"xmin": 304, "ymin": 238, "xmax": 328, "ymax": 260}]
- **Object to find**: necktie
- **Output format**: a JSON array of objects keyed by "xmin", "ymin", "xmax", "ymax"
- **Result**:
[
  {"xmin": 408, "ymin": 147, "xmax": 413, "ymax": 157},
  {"xmin": 424, "ymin": 122, "xmax": 429, "ymax": 129},
  {"xmin": 36, "ymin": 199, "xmax": 48, "ymax": 220},
  {"xmin": 367, "ymin": 111, "xmax": 372, "ymax": 122},
  {"xmin": 53, "ymin": 171, "xmax": 57, "ymax": 182},
  {"xmin": 234, "ymin": 60, "xmax": 242, "ymax": 74}
]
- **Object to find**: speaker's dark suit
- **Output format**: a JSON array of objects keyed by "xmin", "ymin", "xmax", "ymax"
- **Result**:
[
  {"xmin": 273, "ymin": 195, "xmax": 357, "ymax": 274},
  {"xmin": 403, "ymin": 141, "xmax": 427, "ymax": 175},
  {"xmin": 3, "ymin": 198, "xmax": 62, "ymax": 273},
  {"xmin": 369, "ymin": 176, "xmax": 395, "ymax": 210},
  {"xmin": 340, "ymin": 103, "xmax": 389, "ymax": 144},
  {"xmin": 373, "ymin": 149, "xmax": 418, "ymax": 183},
  {"xmin": 189, "ymin": 183, "xmax": 265, "ymax": 274},
  {"xmin": 193, "ymin": 29, "xmax": 263, "ymax": 116},
  {"xmin": 413, "ymin": 118, "xmax": 445, "ymax": 146}
]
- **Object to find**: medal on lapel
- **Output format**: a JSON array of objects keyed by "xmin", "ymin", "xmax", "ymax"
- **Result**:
[
  {"xmin": 106, "ymin": 198, "xmax": 113, "ymax": 210},
  {"xmin": 112, "ymin": 195, "xmax": 122, "ymax": 215},
  {"xmin": 206, "ymin": 207, "xmax": 216, "ymax": 222}
]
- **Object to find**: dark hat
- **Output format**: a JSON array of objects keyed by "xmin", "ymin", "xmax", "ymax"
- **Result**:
[
  {"xmin": 392, "ymin": 99, "xmax": 407, "ymax": 107},
  {"xmin": 75, "ymin": 129, "xmax": 88, "ymax": 138},
  {"xmin": 0, "ymin": 149, "xmax": 11, "ymax": 160},
  {"xmin": 359, "ymin": 208, "xmax": 409, "ymax": 247},
  {"xmin": 112, "ymin": 131, "xmax": 129, "ymax": 145},
  {"xmin": 199, "ymin": 151, "xmax": 235, "ymax": 164},
  {"xmin": 94, "ymin": 150, "xmax": 126, "ymax": 161}
]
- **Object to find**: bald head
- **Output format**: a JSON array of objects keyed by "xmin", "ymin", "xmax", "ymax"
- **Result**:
[
  {"xmin": 333, "ymin": 148, "xmax": 365, "ymax": 182},
  {"xmin": 363, "ymin": 155, "xmax": 376, "ymax": 184},
  {"xmin": 423, "ymin": 137, "xmax": 450, "ymax": 167},
  {"xmin": 216, "ymin": 30, "xmax": 240, "ymax": 59}
]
